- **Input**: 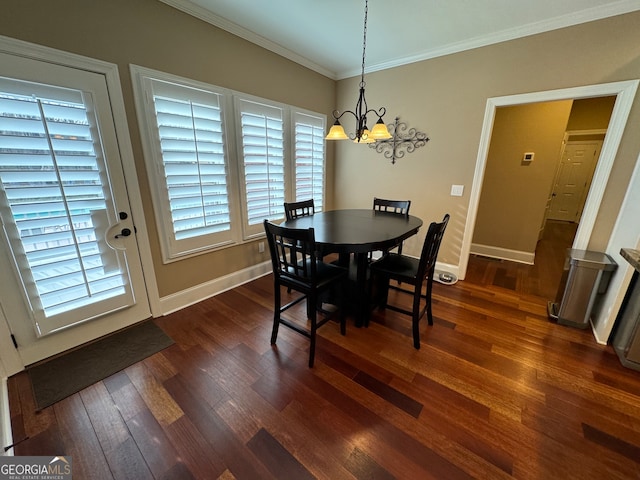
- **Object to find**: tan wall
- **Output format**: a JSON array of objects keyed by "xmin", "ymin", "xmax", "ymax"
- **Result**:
[
  {"xmin": 472, "ymin": 101, "xmax": 573, "ymax": 254},
  {"xmin": 333, "ymin": 12, "xmax": 640, "ymax": 267},
  {"xmin": 0, "ymin": 0, "xmax": 336, "ymax": 297},
  {"xmin": 566, "ymin": 96, "xmax": 616, "ymax": 131}
]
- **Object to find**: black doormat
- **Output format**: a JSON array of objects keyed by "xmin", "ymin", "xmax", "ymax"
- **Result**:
[{"xmin": 27, "ymin": 321, "xmax": 174, "ymax": 410}]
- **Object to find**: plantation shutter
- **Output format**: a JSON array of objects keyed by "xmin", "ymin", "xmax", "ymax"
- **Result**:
[
  {"xmin": 0, "ymin": 80, "xmax": 129, "ymax": 325},
  {"xmin": 146, "ymin": 79, "xmax": 233, "ymax": 258},
  {"xmin": 237, "ymin": 98, "xmax": 285, "ymax": 234},
  {"xmin": 293, "ymin": 112, "xmax": 325, "ymax": 211}
]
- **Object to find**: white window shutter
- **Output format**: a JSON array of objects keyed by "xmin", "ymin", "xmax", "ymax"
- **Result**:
[
  {"xmin": 237, "ymin": 98, "xmax": 285, "ymax": 236},
  {"xmin": 293, "ymin": 111, "xmax": 325, "ymax": 211}
]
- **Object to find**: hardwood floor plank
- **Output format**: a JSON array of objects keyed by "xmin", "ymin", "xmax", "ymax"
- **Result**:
[
  {"xmin": 52, "ymin": 394, "xmax": 114, "ymax": 480},
  {"xmin": 582, "ymin": 423, "xmax": 640, "ymax": 463},
  {"xmin": 13, "ymin": 371, "xmax": 55, "ymax": 436},
  {"xmin": 158, "ymin": 461, "xmax": 197, "ymax": 480},
  {"xmin": 107, "ymin": 436, "xmax": 154, "ymax": 480},
  {"xmin": 79, "ymin": 382, "xmax": 130, "ymax": 455},
  {"xmin": 13, "ymin": 427, "xmax": 63, "ymax": 458},
  {"xmin": 125, "ymin": 362, "xmax": 184, "ymax": 427},
  {"xmin": 103, "ymin": 370, "xmax": 133, "ymax": 395},
  {"xmin": 164, "ymin": 415, "xmax": 227, "ymax": 479},
  {"xmin": 275, "ymin": 398, "xmax": 375, "ymax": 479},
  {"xmin": 164, "ymin": 374, "xmax": 276, "ymax": 479},
  {"xmin": 125, "ymin": 408, "xmax": 184, "ymax": 478},
  {"xmin": 353, "ymin": 370, "xmax": 423, "ymax": 418},
  {"xmin": 246, "ymin": 427, "xmax": 316, "ymax": 480},
  {"xmin": 344, "ymin": 446, "xmax": 396, "ymax": 480},
  {"xmin": 107, "ymin": 378, "xmax": 149, "ymax": 423}
]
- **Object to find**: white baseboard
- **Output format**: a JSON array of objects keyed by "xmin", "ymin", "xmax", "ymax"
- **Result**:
[
  {"xmin": 470, "ymin": 243, "xmax": 535, "ymax": 265},
  {"xmin": 1, "ymin": 377, "xmax": 13, "ymax": 456},
  {"xmin": 158, "ymin": 260, "xmax": 272, "ymax": 316}
]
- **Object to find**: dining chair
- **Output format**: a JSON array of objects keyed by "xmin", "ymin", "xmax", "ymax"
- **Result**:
[
  {"xmin": 283, "ymin": 198, "xmax": 324, "ymax": 292},
  {"xmin": 263, "ymin": 220, "xmax": 348, "ymax": 367},
  {"xmin": 284, "ymin": 199, "xmax": 315, "ymax": 221},
  {"xmin": 371, "ymin": 197, "xmax": 412, "ymax": 260},
  {"xmin": 369, "ymin": 214, "xmax": 450, "ymax": 348}
]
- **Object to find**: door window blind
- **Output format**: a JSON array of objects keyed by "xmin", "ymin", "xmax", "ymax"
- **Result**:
[
  {"xmin": 238, "ymin": 99, "xmax": 285, "ymax": 227},
  {"xmin": 0, "ymin": 82, "xmax": 126, "ymax": 320},
  {"xmin": 294, "ymin": 112, "xmax": 325, "ymax": 211}
]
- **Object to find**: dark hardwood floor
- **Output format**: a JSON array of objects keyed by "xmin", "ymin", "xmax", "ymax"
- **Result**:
[
  {"xmin": 8, "ymin": 220, "xmax": 640, "ymax": 479},
  {"xmin": 465, "ymin": 219, "xmax": 578, "ymax": 300}
]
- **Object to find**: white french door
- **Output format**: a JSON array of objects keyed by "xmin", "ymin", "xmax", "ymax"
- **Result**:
[{"xmin": 0, "ymin": 49, "xmax": 150, "ymax": 366}]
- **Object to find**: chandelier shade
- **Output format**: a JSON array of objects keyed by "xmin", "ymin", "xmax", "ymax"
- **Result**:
[{"xmin": 326, "ymin": 0, "xmax": 391, "ymax": 144}]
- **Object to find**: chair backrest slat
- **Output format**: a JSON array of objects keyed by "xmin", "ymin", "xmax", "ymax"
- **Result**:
[
  {"xmin": 284, "ymin": 199, "xmax": 315, "ymax": 221},
  {"xmin": 373, "ymin": 197, "xmax": 411, "ymax": 216}
]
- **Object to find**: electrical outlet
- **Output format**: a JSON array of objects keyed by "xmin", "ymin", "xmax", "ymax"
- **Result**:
[{"xmin": 258, "ymin": 241, "xmax": 265, "ymax": 253}]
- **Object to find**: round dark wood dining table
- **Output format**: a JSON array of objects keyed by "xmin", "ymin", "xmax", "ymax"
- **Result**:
[{"xmin": 281, "ymin": 209, "xmax": 423, "ymax": 325}]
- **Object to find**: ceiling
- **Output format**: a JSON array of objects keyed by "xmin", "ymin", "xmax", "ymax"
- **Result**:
[{"xmin": 160, "ymin": 0, "xmax": 640, "ymax": 80}]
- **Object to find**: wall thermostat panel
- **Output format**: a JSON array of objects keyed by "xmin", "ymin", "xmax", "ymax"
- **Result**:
[{"xmin": 523, "ymin": 152, "xmax": 535, "ymax": 162}]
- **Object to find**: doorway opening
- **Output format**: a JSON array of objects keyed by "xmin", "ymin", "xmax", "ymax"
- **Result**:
[
  {"xmin": 467, "ymin": 97, "xmax": 614, "ymax": 298},
  {"xmin": 459, "ymin": 80, "xmax": 639, "ymax": 287}
]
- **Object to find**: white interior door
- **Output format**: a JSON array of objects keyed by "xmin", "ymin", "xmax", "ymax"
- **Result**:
[
  {"xmin": 0, "ymin": 51, "xmax": 151, "ymax": 366},
  {"xmin": 548, "ymin": 141, "xmax": 602, "ymax": 222}
]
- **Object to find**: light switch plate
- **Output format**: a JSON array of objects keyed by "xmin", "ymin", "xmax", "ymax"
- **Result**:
[{"xmin": 451, "ymin": 184, "xmax": 464, "ymax": 196}]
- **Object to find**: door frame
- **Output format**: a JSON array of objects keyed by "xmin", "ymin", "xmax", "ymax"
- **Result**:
[
  {"xmin": 459, "ymin": 80, "xmax": 639, "ymax": 281},
  {"xmin": 0, "ymin": 35, "xmax": 161, "ymax": 374}
]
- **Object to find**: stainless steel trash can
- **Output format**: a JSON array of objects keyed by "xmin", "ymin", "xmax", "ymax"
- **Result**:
[{"xmin": 547, "ymin": 249, "xmax": 617, "ymax": 329}]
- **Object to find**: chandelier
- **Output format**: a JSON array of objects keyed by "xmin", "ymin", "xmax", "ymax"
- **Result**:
[{"xmin": 325, "ymin": 0, "xmax": 391, "ymax": 144}]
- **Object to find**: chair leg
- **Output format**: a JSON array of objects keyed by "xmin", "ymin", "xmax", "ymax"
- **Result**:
[
  {"xmin": 271, "ymin": 284, "xmax": 281, "ymax": 344},
  {"xmin": 308, "ymin": 293, "xmax": 317, "ymax": 368},
  {"xmin": 426, "ymin": 275, "xmax": 434, "ymax": 325},
  {"xmin": 412, "ymin": 284, "xmax": 422, "ymax": 349},
  {"xmin": 339, "ymin": 286, "xmax": 346, "ymax": 336},
  {"xmin": 374, "ymin": 274, "xmax": 390, "ymax": 310}
]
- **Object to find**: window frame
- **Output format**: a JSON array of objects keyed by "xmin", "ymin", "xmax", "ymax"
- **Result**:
[{"xmin": 131, "ymin": 66, "xmax": 242, "ymax": 262}]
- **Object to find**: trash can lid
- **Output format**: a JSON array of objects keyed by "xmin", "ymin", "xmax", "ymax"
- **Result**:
[{"xmin": 567, "ymin": 249, "xmax": 617, "ymax": 270}]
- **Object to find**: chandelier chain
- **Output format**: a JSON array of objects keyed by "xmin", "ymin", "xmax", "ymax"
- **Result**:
[{"xmin": 360, "ymin": 0, "xmax": 368, "ymax": 87}]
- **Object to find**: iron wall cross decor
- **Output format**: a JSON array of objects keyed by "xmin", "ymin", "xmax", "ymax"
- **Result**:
[{"xmin": 369, "ymin": 117, "xmax": 429, "ymax": 164}]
